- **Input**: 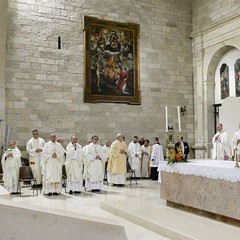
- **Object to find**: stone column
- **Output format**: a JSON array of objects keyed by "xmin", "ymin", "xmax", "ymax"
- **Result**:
[
  {"xmin": 0, "ymin": 0, "xmax": 8, "ymax": 148},
  {"xmin": 192, "ymin": 34, "xmax": 208, "ymax": 158}
]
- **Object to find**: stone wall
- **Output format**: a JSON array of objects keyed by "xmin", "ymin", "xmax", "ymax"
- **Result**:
[
  {"xmin": 192, "ymin": 0, "xmax": 240, "ymax": 31},
  {"xmin": 0, "ymin": 0, "xmax": 8, "ymax": 149},
  {"xmin": 4, "ymin": 0, "xmax": 193, "ymax": 151},
  {"xmin": 191, "ymin": 0, "xmax": 240, "ymax": 158}
]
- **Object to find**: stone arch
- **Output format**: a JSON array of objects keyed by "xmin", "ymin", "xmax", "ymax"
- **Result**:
[
  {"xmin": 206, "ymin": 45, "xmax": 235, "ymax": 86},
  {"xmin": 205, "ymin": 45, "xmax": 239, "ymax": 142}
]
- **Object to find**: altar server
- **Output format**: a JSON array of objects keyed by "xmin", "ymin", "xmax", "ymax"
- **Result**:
[
  {"xmin": 84, "ymin": 136, "xmax": 104, "ymax": 191},
  {"xmin": 26, "ymin": 130, "xmax": 46, "ymax": 185},
  {"xmin": 150, "ymin": 137, "xmax": 164, "ymax": 180},
  {"xmin": 107, "ymin": 133, "xmax": 128, "ymax": 185},
  {"xmin": 128, "ymin": 136, "xmax": 142, "ymax": 177},
  {"xmin": 212, "ymin": 123, "xmax": 231, "ymax": 160},
  {"xmin": 41, "ymin": 133, "xmax": 65, "ymax": 196},
  {"xmin": 65, "ymin": 135, "xmax": 84, "ymax": 194},
  {"xmin": 1, "ymin": 140, "xmax": 22, "ymax": 193}
]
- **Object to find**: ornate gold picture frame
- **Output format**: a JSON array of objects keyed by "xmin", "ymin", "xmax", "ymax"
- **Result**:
[{"xmin": 83, "ymin": 16, "xmax": 141, "ymax": 104}]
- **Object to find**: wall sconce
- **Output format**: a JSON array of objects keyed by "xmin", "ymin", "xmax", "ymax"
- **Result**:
[{"xmin": 180, "ymin": 106, "xmax": 187, "ymax": 116}]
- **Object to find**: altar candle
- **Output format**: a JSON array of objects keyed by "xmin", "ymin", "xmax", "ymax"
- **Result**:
[
  {"xmin": 177, "ymin": 106, "xmax": 181, "ymax": 132},
  {"xmin": 165, "ymin": 106, "xmax": 168, "ymax": 132}
]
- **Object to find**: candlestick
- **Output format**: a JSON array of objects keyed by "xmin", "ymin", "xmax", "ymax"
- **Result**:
[
  {"xmin": 234, "ymin": 148, "xmax": 239, "ymax": 168},
  {"xmin": 165, "ymin": 132, "xmax": 169, "ymax": 160},
  {"xmin": 235, "ymin": 157, "xmax": 239, "ymax": 168},
  {"xmin": 177, "ymin": 106, "xmax": 181, "ymax": 132},
  {"xmin": 165, "ymin": 106, "xmax": 168, "ymax": 132}
]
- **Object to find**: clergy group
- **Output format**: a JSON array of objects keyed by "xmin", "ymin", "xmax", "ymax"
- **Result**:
[{"xmin": 1, "ymin": 131, "xmax": 165, "ymax": 195}]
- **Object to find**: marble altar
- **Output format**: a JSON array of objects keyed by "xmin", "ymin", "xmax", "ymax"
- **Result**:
[{"xmin": 159, "ymin": 160, "xmax": 240, "ymax": 225}]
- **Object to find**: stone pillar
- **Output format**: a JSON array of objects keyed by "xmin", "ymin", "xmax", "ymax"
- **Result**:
[
  {"xmin": 192, "ymin": 35, "xmax": 208, "ymax": 158},
  {"xmin": 0, "ymin": 0, "xmax": 8, "ymax": 149}
]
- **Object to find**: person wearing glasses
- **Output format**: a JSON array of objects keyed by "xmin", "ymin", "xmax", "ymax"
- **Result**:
[{"xmin": 84, "ymin": 135, "xmax": 104, "ymax": 191}]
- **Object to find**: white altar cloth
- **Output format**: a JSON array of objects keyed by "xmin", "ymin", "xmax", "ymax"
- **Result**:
[{"xmin": 158, "ymin": 159, "xmax": 240, "ymax": 183}]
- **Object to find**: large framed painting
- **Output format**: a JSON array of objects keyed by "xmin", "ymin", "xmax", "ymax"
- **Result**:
[{"xmin": 83, "ymin": 16, "xmax": 141, "ymax": 104}]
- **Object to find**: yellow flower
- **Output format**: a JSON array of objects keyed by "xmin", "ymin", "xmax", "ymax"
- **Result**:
[{"xmin": 167, "ymin": 148, "xmax": 187, "ymax": 165}]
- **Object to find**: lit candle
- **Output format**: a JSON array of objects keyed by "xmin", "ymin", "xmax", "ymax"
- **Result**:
[
  {"xmin": 177, "ymin": 106, "xmax": 181, "ymax": 132},
  {"xmin": 165, "ymin": 106, "xmax": 168, "ymax": 132}
]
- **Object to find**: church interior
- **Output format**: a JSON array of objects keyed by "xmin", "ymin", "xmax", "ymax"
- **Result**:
[{"xmin": 0, "ymin": 0, "xmax": 240, "ymax": 239}]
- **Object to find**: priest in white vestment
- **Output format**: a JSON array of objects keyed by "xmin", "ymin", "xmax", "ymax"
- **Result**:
[
  {"xmin": 82, "ymin": 140, "xmax": 92, "ymax": 156},
  {"xmin": 41, "ymin": 133, "xmax": 64, "ymax": 196},
  {"xmin": 150, "ymin": 137, "xmax": 164, "ymax": 180},
  {"xmin": 128, "ymin": 136, "xmax": 142, "ymax": 178},
  {"xmin": 232, "ymin": 126, "xmax": 240, "ymax": 159},
  {"xmin": 57, "ymin": 138, "xmax": 66, "ymax": 164},
  {"xmin": 141, "ymin": 139, "xmax": 151, "ymax": 178},
  {"xmin": 212, "ymin": 123, "xmax": 231, "ymax": 160},
  {"xmin": 84, "ymin": 136, "xmax": 104, "ymax": 191},
  {"xmin": 107, "ymin": 133, "xmax": 128, "ymax": 185},
  {"xmin": 1, "ymin": 140, "xmax": 22, "ymax": 193},
  {"xmin": 26, "ymin": 130, "xmax": 46, "ymax": 185},
  {"xmin": 65, "ymin": 135, "xmax": 84, "ymax": 194},
  {"xmin": 102, "ymin": 140, "xmax": 112, "ymax": 177},
  {"xmin": 82, "ymin": 139, "xmax": 91, "ymax": 178}
]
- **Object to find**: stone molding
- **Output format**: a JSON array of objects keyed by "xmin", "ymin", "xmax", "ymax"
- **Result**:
[{"xmin": 190, "ymin": 13, "xmax": 240, "ymax": 38}]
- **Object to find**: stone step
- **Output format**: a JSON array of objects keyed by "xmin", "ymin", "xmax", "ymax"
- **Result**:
[{"xmin": 101, "ymin": 198, "xmax": 240, "ymax": 240}]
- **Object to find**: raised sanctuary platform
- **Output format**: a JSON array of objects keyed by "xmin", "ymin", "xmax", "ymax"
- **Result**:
[
  {"xmin": 0, "ymin": 186, "xmax": 127, "ymax": 240},
  {"xmin": 158, "ymin": 159, "xmax": 240, "ymax": 225},
  {"xmin": 1, "ymin": 180, "xmax": 240, "ymax": 240}
]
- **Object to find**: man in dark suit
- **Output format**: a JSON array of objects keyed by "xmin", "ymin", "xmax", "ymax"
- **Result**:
[{"xmin": 175, "ymin": 136, "xmax": 190, "ymax": 159}]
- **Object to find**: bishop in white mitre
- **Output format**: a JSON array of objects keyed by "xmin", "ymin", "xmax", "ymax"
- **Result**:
[
  {"xmin": 41, "ymin": 133, "xmax": 64, "ymax": 196},
  {"xmin": 128, "ymin": 136, "xmax": 142, "ymax": 178},
  {"xmin": 26, "ymin": 129, "xmax": 46, "ymax": 185},
  {"xmin": 65, "ymin": 135, "xmax": 84, "ymax": 194},
  {"xmin": 84, "ymin": 136, "xmax": 104, "ymax": 191},
  {"xmin": 1, "ymin": 140, "xmax": 22, "ymax": 193},
  {"xmin": 212, "ymin": 123, "xmax": 231, "ymax": 160}
]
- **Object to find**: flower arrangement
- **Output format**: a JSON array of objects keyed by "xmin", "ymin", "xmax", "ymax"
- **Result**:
[{"xmin": 167, "ymin": 146, "xmax": 187, "ymax": 165}]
